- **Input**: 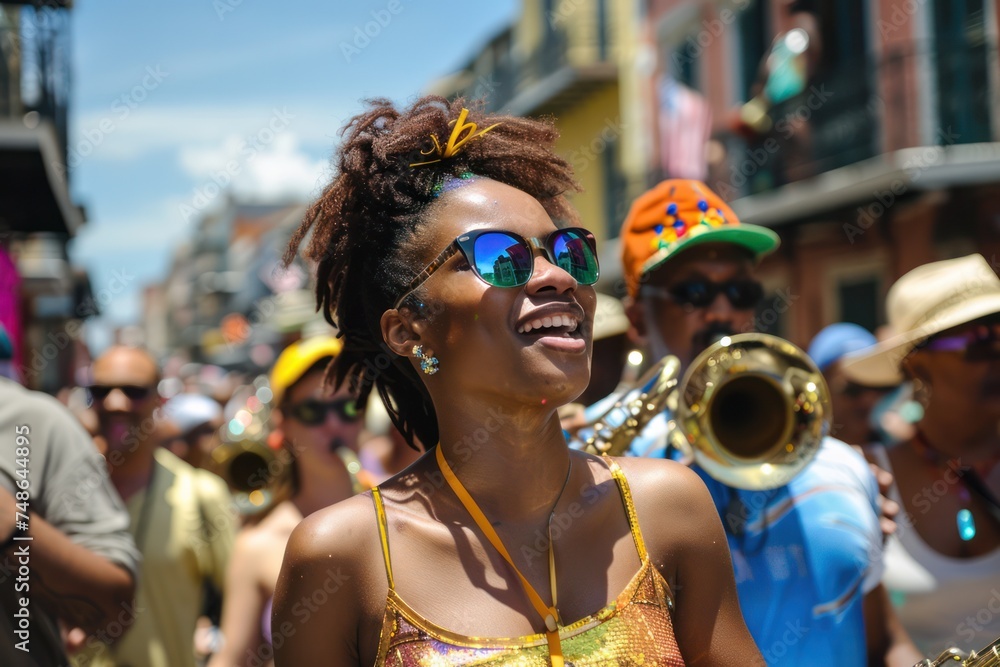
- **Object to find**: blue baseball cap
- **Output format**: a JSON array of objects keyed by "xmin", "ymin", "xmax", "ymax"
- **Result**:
[{"xmin": 808, "ymin": 323, "xmax": 877, "ymax": 374}]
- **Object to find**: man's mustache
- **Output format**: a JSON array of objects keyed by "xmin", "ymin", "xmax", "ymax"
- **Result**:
[{"xmin": 693, "ymin": 323, "xmax": 736, "ymax": 351}]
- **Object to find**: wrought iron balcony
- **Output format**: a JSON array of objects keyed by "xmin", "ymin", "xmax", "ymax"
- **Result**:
[{"xmin": 717, "ymin": 40, "xmax": 998, "ymax": 198}]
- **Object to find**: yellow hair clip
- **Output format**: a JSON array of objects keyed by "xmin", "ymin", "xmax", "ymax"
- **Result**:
[{"xmin": 409, "ymin": 108, "xmax": 501, "ymax": 167}]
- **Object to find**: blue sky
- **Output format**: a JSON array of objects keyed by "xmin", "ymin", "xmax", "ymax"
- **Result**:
[{"xmin": 67, "ymin": 0, "xmax": 519, "ymax": 350}]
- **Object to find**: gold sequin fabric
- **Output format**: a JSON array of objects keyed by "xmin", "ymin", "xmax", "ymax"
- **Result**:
[
  {"xmin": 376, "ymin": 557, "xmax": 685, "ymax": 666},
  {"xmin": 371, "ymin": 459, "xmax": 686, "ymax": 666}
]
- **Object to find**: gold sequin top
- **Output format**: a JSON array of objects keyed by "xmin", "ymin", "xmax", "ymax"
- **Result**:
[{"xmin": 370, "ymin": 458, "xmax": 686, "ymax": 666}]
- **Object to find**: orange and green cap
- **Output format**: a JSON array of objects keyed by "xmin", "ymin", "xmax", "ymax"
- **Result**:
[{"xmin": 620, "ymin": 180, "xmax": 780, "ymax": 298}]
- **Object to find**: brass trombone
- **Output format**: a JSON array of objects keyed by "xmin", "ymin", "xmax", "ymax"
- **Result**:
[{"xmin": 581, "ymin": 333, "xmax": 829, "ymax": 491}]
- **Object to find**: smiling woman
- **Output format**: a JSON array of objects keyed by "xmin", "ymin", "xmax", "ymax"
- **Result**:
[{"xmin": 273, "ymin": 97, "xmax": 763, "ymax": 666}]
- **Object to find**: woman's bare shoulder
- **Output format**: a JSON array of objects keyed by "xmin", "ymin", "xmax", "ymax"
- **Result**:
[
  {"xmin": 608, "ymin": 456, "xmax": 723, "ymax": 554},
  {"xmin": 610, "ymin": 456, "xmax": 711, "ymax": 505},
  {"xmin": 276, "ymin": 493, "xmax": 387, "ymax": 634},
  {"xmin": 283, "ymin": 493, "xmax": 380, "ymax": 566}
]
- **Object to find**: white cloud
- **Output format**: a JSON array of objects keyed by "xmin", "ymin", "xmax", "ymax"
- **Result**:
[
  {"xmin": 177, "ymin": 131, "xmax": 331, "ymax": 201},
  {"xmin": 68, "ymin": 102, "xmax": 350, "ymax": 164}
]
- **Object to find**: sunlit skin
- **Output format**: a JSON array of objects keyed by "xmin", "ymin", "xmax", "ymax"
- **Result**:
[
  {"xmin": 207, "ymin": 366, "xmax": 361, "ymax": 667},
  {"xmin": 273, "ymin": 179, "xmax": 762, "ymax": 666},
  {"xmin": 887, "ymin": 317, "xmax": 1000, "ymax": 559},
  {"xmin": 627, "ymin": 243, "xmax": 757, "ymax": 371},
  {"xmin": 90, "ymin": 346, "xmax": 163, "ymax": 501}
]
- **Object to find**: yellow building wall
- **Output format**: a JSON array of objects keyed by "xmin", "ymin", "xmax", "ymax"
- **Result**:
[{"xmin": 550, "ymin": 82, "xmax": 621, "ymax": 243}]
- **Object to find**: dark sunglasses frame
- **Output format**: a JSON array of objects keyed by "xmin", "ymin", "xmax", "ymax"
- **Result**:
[
  {"xmin": 915, "ymin": 321, "xmax": 1000, "ymax": 361},
  {"xmin": 285, "ymin": 398, "xmax": 361, "ymax": 426},
  {"xmin": 393, "ymin": 227, "xmax": 600, "ymax": 309},
  {"xmin": 87, "ymin": 384, "xmax": 154, "ymax": 402},
  {"xmin": 641, "ymin": 278, "xmax": 765, "ymax": 311}
]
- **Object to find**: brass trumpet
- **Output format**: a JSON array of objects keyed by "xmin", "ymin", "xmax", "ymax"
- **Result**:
[
  {"xmin": 581, "ymin": 333, "xmax": 829, "ymax": 491},
  {"xmin": 915, "ymin": 636, "xmax": 1000, "ymax": 666}
]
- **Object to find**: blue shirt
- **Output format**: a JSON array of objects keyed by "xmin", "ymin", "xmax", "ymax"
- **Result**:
[{"xmin": 578, "ymin": 395, "xmax": 883, "ymax": 666}]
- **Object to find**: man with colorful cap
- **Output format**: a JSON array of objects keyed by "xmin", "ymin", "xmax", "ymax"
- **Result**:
[{"xmin": 596, "ymin": 180, "xmax": 921, "ymax": 665}]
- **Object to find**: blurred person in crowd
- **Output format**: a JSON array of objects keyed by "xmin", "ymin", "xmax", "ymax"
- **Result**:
[
  {"xmin": 843, "ymin": 254, "xmax": 1000, "ymax": 656},
  {"xmin": 274, "ymin": 99, "xmax": 761, "ymax": 666},
  {"xmin": 808, "ymin": 322, "xmax": 897, "ymax": 447},
  {"xmin": 358, "ymin": 396, "xmax": 423, "ymax": 484},
  {"xmin": 0, "ymin": 375, "xmax": 139, "ymax": 667},
  {"xmin": 591, "ymin": 179, "xmax": 921, "ymax": 665},
  {"xmin": 208, "ymin": 335, "xmax": 366, "ymax": 667},
  {"xmin": 162, "ymin": 393, "xmax": 225, "ymax": 470},
  {"xmin": 75, "ymin": 345, "xmax": 236, "ymax": 667}
]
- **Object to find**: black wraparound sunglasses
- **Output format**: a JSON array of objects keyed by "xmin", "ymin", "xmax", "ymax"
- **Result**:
[
  {"xmin": 393, "ymin": 227, "xmax": 600, "ymax": 309},
  {"xmin": 285, "ymin": 398, "xmax": 361, "ymax": 426},
  {"xmin": 87, "ymin": 384, "xmax": 154, "ymax": 402},
  {"xmin": 641, "ymin": 278, "xmax": 764, "ymax": 312}
]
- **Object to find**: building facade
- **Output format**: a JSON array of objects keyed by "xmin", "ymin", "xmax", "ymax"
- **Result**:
[
  {"xmin": 0, "ymin": 1, "xmax": 90, "ymax": 393},
  {"xmin": 644, "ymin": 0, "xmax": 1000, "ymax": 347}
]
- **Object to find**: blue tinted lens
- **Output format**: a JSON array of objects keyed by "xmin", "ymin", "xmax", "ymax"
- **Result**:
[
  {"xmin": 551, "ymin": 229, "xmax": 599, "ymax": 285},
  {"xmin": 473, "ymin": 233, "xmax": 532, "ymax": 287}
]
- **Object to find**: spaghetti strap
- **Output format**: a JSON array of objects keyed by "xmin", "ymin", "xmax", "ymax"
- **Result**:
[
  {"xmin": 370, "ymin": 486, "xmax": 395, "ymax": 590},
  {"xmin": 603, "ymin": 457, "xmax": 648, "ymax": 562}
]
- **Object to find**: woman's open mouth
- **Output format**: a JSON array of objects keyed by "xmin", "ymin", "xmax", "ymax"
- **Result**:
[{"xmin": 516, "ymin": 314, "xmax": 586, "ymax": 352}]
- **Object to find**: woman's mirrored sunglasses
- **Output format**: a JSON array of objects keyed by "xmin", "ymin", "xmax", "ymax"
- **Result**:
[{"xmin": 394, "ymin": 227, "xmax": 600, "ymax": 309}]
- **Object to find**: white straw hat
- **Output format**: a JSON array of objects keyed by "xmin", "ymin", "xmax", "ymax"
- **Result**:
[{"xmin": 841, "ymin": 254, "xmax": 1000, "ymax": 386}]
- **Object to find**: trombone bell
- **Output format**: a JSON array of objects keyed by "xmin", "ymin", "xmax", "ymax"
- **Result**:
[{"xmin": 678, "ymin": 333, "xmax": 830, "ymax": 490}]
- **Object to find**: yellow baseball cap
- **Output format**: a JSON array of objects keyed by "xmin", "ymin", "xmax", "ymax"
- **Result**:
[{"xmin": 269, "ymin": 336, "xmax": 343, "ymax": 406}]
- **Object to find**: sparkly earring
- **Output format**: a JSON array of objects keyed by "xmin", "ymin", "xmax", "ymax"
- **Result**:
[{"xmin": 412, "ymin": 344, "xmax": 439, "ymax": 375}]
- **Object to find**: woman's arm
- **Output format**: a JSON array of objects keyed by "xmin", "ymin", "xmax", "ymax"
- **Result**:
[
  {"xmin": 621, "ymin": 459, "xmax": 765, "ymax": 666},
  {"xmin": 207, "ymin": 529, "xmax": 269, "ymax": 667},
  {"xmin": 273, "ymin": 497, "xmax": 376, "ymax": 667}
]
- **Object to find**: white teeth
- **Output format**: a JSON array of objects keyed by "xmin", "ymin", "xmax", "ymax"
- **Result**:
[{"xmin": 518, "ymin": 314, "xmax": 581, "ymax": 334}]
